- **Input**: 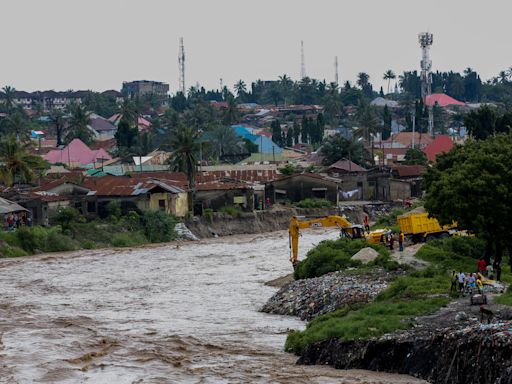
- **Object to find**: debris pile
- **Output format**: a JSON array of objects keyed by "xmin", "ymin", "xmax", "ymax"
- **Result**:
[
  {"xmin": 261, "ymin": 270, "xmax": 400, "ymax": 321},
  {"xmin": 299, "ymin": 315, "xmax": 512, "ymax": 384}
]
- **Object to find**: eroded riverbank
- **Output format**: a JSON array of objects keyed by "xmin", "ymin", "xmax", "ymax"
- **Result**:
[{"xmin": 0, "ymin": 229, "xmax": 426, "ymax": 383}]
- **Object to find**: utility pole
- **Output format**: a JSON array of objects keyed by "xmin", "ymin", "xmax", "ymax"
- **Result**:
[
  {"xmin": 178, "ymin": 37, "xmax": 186, "ymax": 95},
  {"xmin": 418, "ymin": 32, "xmax": 434, "ymax": 137},
  {"xmin": 300, "ymin": 40, "xmax": 306, "ymax": 79}
]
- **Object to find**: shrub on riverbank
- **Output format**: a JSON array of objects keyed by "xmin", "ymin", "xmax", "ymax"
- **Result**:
[
  {"xmin": 285, "ymin": 237, "xmax": 483, "ymax": 354},
  {"xmin": 0, "ymin": 209, "xmax": 178, "ymax": 257},
  {"xmin": 293, "ymin": 239, "xmax": 394, "ymax": 280},
  {"xmin": 295, "ymin": 198, "xmax": 332, "ymax": 208}
]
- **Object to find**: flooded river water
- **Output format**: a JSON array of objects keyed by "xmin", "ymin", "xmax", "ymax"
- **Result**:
[{"xmin": 0, "ymin": 229, "xmax": 426, "ymax": 383}]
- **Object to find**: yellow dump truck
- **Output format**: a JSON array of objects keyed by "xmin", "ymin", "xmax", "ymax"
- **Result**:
[{"xmin": 397, "ymin": 212, "xmax": 457, "ymax": 242}]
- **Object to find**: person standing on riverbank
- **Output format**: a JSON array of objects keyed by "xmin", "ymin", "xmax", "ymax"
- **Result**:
[{"xmin": 398, "ymin": 231, "xmax": 404, "ymax": 252}]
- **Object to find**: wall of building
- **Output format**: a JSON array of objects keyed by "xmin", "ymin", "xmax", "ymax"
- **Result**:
[
  {"xmin": 389, "ymin": 179, "xmax": 411, "ymax": 201},
  {"xmin": 267, "ymin": 175, "xmax": 339, "ymax": 204},
  {"xmin": 195, "ymin": 189, "xmax": 254, "ymax": 212}
]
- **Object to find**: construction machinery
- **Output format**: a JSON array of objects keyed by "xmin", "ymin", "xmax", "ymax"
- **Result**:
[
  {"xmin": 397, "ymin": 212, "xmax": 457, "ymax": 243},
  {"xmin": 289, "ymin": 215, "xmax": 383, "ymax": 268}
]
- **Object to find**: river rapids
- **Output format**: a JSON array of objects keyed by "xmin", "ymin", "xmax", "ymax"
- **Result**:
[{"xmin": 0, "ymin": 229, "xmax": 426, "ymax": 383}]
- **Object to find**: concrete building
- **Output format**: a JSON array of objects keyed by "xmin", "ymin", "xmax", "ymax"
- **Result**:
[{"xmin": 121, "ymin": 80, "xmax": 169, "ymax": 98}]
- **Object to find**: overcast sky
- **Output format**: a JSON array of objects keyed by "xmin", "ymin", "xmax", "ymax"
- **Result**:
[{"xmin": 1, "ymin": 0, "xmax": 511, "ymax": 94}]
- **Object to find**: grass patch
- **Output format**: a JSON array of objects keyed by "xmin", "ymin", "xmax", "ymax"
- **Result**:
[
  {"xmin": 111, "ymin": 232, "xmax": 147, "ymax": 247},
  {"xmin": 294, "ymin": 238, "xmax": 393, "ymax": 280},
  {"xmin": 218, "ymin": 205, "xmax": 243, "ymax": 217},
  {"xmin": 295, "ymin": 198, "xmax": 332, "ymax": 209},
  {"xmin": 285, "ymin": 236, "xmax": 484, "ymax": 354}
]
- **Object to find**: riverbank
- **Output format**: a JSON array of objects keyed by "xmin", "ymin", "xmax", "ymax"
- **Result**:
[{"xmin": 264, "ymin": 235, "xmax": 512, "ymax": 383}]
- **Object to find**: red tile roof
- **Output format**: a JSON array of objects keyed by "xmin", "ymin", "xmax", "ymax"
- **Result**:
[
  {"xmin": 196, "ymin": 181, "xmax": 250, "ymax": 191},
  {"xmin": 425, "ymin": 93, "xmax": 464, "ymax": 107},
  {"xmin": 423, "ymin": 135, "xmax": 454, "ymax": 162},
  {"xmin": 82, "ymin": 175, "xmax": 186, "ymax": 196},
  {"xmin": 389, "ymin": 132, "xmax": 434, "ymax": 149}
]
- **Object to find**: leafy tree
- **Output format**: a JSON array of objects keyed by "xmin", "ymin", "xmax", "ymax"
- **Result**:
[
  {"xmin": 140, "ymin": 210, "xmax": 177, "ymax": 243},
  {"xmin": 286, "ymin": 127, "xmax": 293, "ymax": 147},
  {"xmin": 53, "ymin": 207, "xmax": 80, "ymax": 235},
  {"xmin": 168, "ymin": 124, "xmax": 200, "ymax": 189},
  {"xmin": 82, "ymin": 92, "xmax": 119, "ymax": 117},
  {"xmin": 115, "ymin": 119, "xmax": 138, "ymax": 148},
  {"xmin": 383, "ymin": 70, "xmax": 396, "ymax": 95},
  {"xmin": 243, "ymin": 138, "xmax": 258, "ymax": 153},
  {"xmin": 464, "ymin": 105, "xmax": 497, "ymax": 140},
  {"xmin": 320, "ymin": 134, "xmax": 368, "ymax": 166},
  {"xmin": 293, "ymin": 120, "xmax": 300, "ymax": 145},
  {"xmin": 382, "ymin": 105, "xmax": 392, "ymax": 140},
  {"xmin": 65, "ymin": 103, "xmax": 93, "ymax": 145},
  {"xmin": 271, "ymin": 120, "xmax": 283, "ymax": 147},
  {"xmin": 222, "ymin": 96, "xmax": 240, "ymax": 125},
  {"xmin": 300, "ymin": 116, "xmax": 309, "ymax": 144},
  {"xmin": 48, "ymin": 109, "xmax": 66, "ymax": 146},
  {"xmin": 2, "ymin": 110, "xmax": 30, "ymax": 140},
  {"xmin": 404, "ymin": 148, "xmax": 428, "ymax": 165},
  {"xmin": 0, "ymin": 135, "xmax": 48, "ymax": 186},
  {"xmin": 423, "ymin": 135, "xmax": 512, "ymax": 268}
]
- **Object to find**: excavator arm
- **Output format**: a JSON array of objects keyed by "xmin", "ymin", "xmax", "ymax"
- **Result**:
[{"xmin": 289, "ymin": 215, "xmax": 364, "ymax": 268}]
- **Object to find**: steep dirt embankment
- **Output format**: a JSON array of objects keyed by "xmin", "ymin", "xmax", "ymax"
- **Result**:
[
  {"xmin": 184, "ymin": 207, "xmax": 366, "ymax": 239},
  {"xmin": 298, "ymin": 320, "xmax": 512, "ymax": 384}
]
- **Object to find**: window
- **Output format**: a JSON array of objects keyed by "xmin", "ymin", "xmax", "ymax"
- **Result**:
[
  {"xmin": 158, "ymin": 199, "xmax": 166, "ymax": 211},
  {"xmin": 87, "ymin": 201, "xmax": 96, "ymax": 213}
]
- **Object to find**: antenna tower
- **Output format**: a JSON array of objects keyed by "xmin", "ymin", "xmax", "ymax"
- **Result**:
[
  {"xmin": 300, "ymin": 40, "xmax": 306, "ymax": 79},
  {"xmin": 334, "ymin": 56, "xmax": 339, "ymax": 86},
  {"xmin": 418, "ymin": 32, "xmax": 434, "ymax": 136},
  {"xmin": 178, "ymin": 37, "xmax": 186, "ymax": 94}
]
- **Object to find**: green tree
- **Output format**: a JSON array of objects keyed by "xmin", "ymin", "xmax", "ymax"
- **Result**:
[
  {"xmin": 0, "ymin": 135, "xmax": 48, "ymax": 186},
  {"xmin": 404, "ymin": 148, "xmax": 428, "ymax": 165},
  {"xmin": 293, "ymin": 120, "xmax": 300, "ymax": 145},
  {"xmin": 383, "ymin": 70, "xmax": 396, "ymax": 95},
  {"xmin": 300, "ymin": 116, "xmax": 309, "ymax": 144},
  {"xmin": 286, "ymin": 127, "xmax": 293, "ymax": 147},
  {"xmin": 271, "ymin": 120, "xmax": 282, "ymax": 147},
  {"xmin": 65, "ymin": 103, "xmax": 93, "ymax": 145},
  {"xmin": 2, "ymin": 86, "xmax": 16, "ymax": 112},
  {"xmin": 210, "ymin": 125, "xmax": 241, "ymax": 160},
  {"xmin": 168, "ymin": 124, "xmax": 200, "ymax": 189},
  {"xmin": 222, "ymin": 96, "xmax": 240, "ymax": 125},
  {"xmin": 382, "ymin": 105, "xmax": 392, "ymax": 140},
  {"xmin": 3, "ymin": 110, "xmax": 30, "ymax": 141},
  {"xmin": 424, "ymin": 135, "xmax": 512, "ymax": 268},
  {"xmin": 48, "ymin": 109, "xmax": 66, "ymax": 146},
  {"xmin": 464, "ymin": 105, "xmax": 497, "ymax": 140},
  {"xmin": 320, "ymin": 134, "xmax": 369, "ymax": 166},
  {"xmin": 115, "ymin": 119, "xmax": 138, "ymax": 148},
  {"xmin": 234, "ymin": 80, "xmax": 247, "ymax": 100}
]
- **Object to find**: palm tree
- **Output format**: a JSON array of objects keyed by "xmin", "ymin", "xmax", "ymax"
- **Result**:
[
  {"xmin": 2, "ymin": 86, "xmax": 16, "ymax": 111},
  {"xmin": 48, "ymin": 109, "xmax": 66, "ymax": 146},
  {"xmin": 0, "ymin": 135, "xmax": 48, "ymax": 186},
  {"xmin": 383, "ymin": 70, "xmax": 396, "ymax": 95},
  {"xmin": 168, "ymin": 124, "xmax": 200, "ymax": 189},
  {"xmin": 279, "ymin": 74, "xmax": 294, "ymax": 104},
  {"xmin": 3, "ymin": 110, "xmax": 30, "ymax": 141},
  {"xmin": 356, "ymin": 72, "xmax": 370, "ymax": 89},
  {"xmin": 234, "ymin": 80, "xmax": 247, "ymax": 98},
  {"xmin": 222, "ymin": 96, "xmax": 240, "ymax": 125},
  {"xmin": 65, "ymin": 102, "xmax": 93, "ymax": 145},
  {"xmin": 210, "ymin": 125, "xmax": 240, "ymax": 161}
]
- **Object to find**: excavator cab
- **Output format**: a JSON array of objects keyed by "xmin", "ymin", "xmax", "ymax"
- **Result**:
[{"xmin": 340, "ymin": 225, "xmax": 365, "ymax": 240}]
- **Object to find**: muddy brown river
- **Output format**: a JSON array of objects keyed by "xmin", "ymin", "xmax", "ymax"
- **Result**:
[{"xmin": 0, "ymin": 229, "xmax": 427, "ymax": 383}]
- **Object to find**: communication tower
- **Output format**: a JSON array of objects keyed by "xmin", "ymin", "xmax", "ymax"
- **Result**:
[
  {"xmin": 418, "ymin": 32, "xmax": 434, "ymax": 136},
  {"xmin": 178, "ymin": 37, "xmax": 186, "ymax": 94},
  {"xmin": 300, "ymin": 41, "xmax": 306, "ymax": 79},
  {"xmin": 334, "ymin": 56, "xmax": 339, "ymax": 86}
]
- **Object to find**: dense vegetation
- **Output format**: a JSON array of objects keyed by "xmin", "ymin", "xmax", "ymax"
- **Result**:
[
  {"xmin": 285, "ymin": 237, "xmax": 487, "ymax": 354},
  {"xmin": 293, "ymin": 238, "xmax": 398, "ymax": 280},
  {"xmin": 0, "ymin": 208, "xmax": 177, "ymax": 257}
]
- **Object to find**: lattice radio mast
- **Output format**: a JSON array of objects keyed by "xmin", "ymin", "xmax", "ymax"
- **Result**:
[
  {"xmin": 418, "ymin": 32, "xmax": 434, "ymax": 136},
  {"xmin": 178, "ymin": 37, "xmax": 186, "ymax": 94},
  {"xmin": 300, "ymin": 40, "xmax": 306, "ymax": 79},
  {"xmin": 334, "ymin": 56, "xmax": 339, "ymax": 86}
]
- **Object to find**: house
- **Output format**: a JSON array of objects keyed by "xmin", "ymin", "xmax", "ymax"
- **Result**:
[
  {"xmin": 425, "ymin": 93, "xmax": 464, "ymax": 108},
  {"xmin": 0, "ymin": 197, "xmax": 29, "ymax": 226},
  {"xmin": 423, "ymin": 135, "xmax": 454, "ymax": 162},
  {"xmin": 325, "ymin": 160, "xmax": 369, "ymax": 200},
  {"xmin": 44, "ymin": 139, "xmax": 112, "ymax": 168},
  {"xmin": 232, "ymin": 125, "xmax": 283, "ymax": 154},
  {"xmin": 88, "ymin": 114, "xmax": 118, "ymax": 141},
  {"xmin": 194, "ymin": 181, "xmax": 254, "ymax": 214},
  {"xmin": 265, "ymin": 173, "xmax": 340, "ymax": 204},
  {"xmin": 82, "ymin": 175, "xmax": 189, "ymax": 217},
  {"xmin": 109, "ymin": 114, "xmax": 152, "ymax": 132},
  {"xmin": 121, "ymin": 80, "xmax": 169, "ymax": 98}
]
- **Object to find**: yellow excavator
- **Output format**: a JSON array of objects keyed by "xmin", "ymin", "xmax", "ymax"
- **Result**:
[{"xmin": 289, "ymin": 215, "xmax": 384, "ymax": 268}]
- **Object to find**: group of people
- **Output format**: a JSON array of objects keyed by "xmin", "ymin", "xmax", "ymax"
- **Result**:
[
  {"xmin": 379, "ymin": 230, "xmax": 405, "ymax": 252},
  {"xmin": 451, "ymin": 258, "xmax": 501, "ymax": 295},
  {"xmin": 4, "ymin": 212, "xmax": 31, "ymax": 231}
]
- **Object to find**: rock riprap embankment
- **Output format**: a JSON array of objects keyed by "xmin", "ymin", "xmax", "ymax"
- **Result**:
[{"xmin": 261, "ymin": 270, "xmax": 402, "ymax": 321}]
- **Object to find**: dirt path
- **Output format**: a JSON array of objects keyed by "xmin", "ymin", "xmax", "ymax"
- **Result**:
[{"xmin": 390, "ymin": 243, "xmax": 429, "ymax": 269}]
